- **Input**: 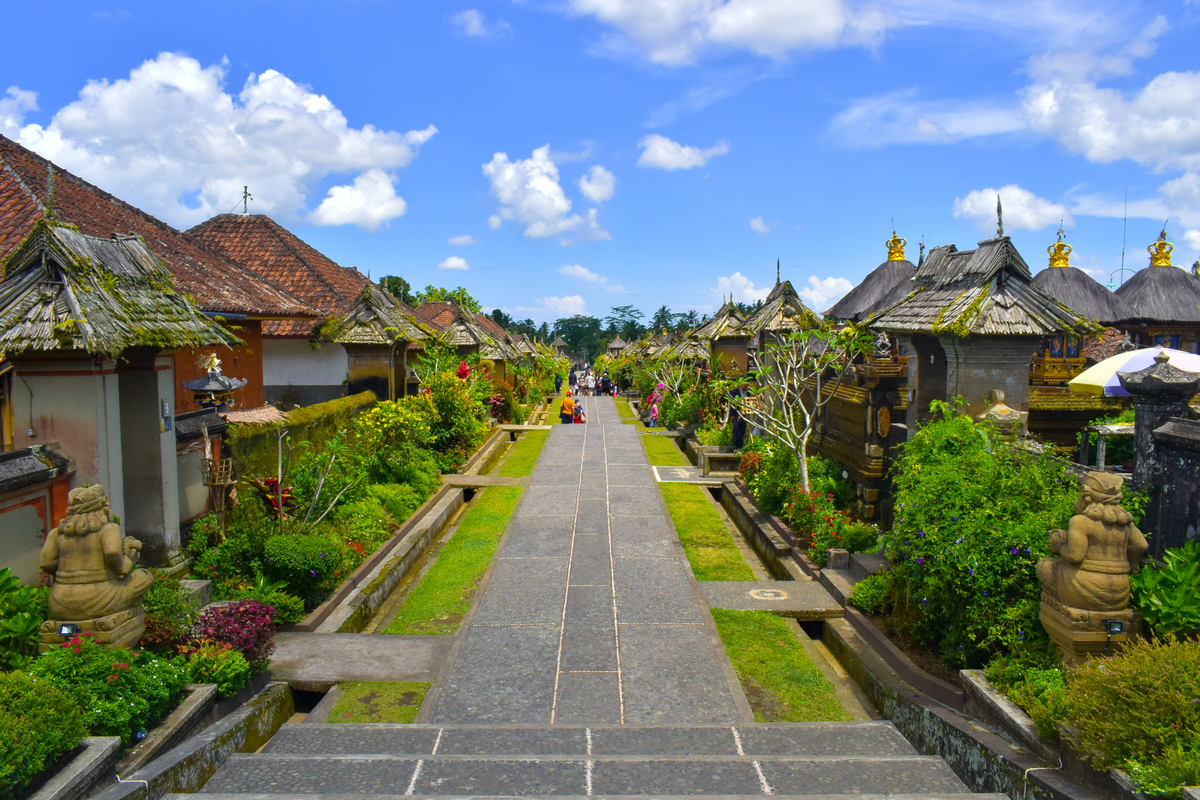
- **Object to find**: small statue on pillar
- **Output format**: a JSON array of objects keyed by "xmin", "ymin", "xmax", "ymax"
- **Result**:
[
  {"xmin": 974, "ymin": 389, "xmax": 1027, "ymax": 436},
  {"xmin": 1037, "ymin": 472, "xmax": 1147, "ymax": 662},
  {"xmin": 38, "ymin": 485, "xmax": 155, "ymax": 651}
]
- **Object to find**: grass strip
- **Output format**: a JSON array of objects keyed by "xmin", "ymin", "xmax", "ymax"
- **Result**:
[
  {"xmin": 659, "ymin": 483, "xmax": 755, "ymax": 581},
  {"xmin": 641, "ymin": 434, "xmax": 688, "ymax": 466},
  {"xmin": 497, "ymin": 429, "xmax": 550, "ymax": 477},
  {"xmin": 385, "ymin": 486, "xmax": 522, "ymax": 634},
  {"xmin": 712, "ymin": 609, "xmax": 851, "ymax": 722},
  {"xmin": 614, "ymin": 397, "xmax": 650, "ymax": 429},
  {"xmin": 328, "ymin": 681, "xmax": 430, "ymax": 723}
]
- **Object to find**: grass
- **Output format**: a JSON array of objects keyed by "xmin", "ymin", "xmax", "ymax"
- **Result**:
[
  {"xmin": 385, "ymin": 486, "xmax": 523, "ymax": 634},
  {"xmin": 640, "ymin": 434, "xmax": 688, "ymax": 466},
  {"xmin": 659, "ymin": 483, "xmax": 755, "ymax": 581},
  {"xmin": 615, "ymin": 397, "xmax": 650, "ymax": 430},
  {"xmin": 712, "ymin": 609, "xmax": 851, "ymax": 722},
  {"xmin": 497, "ymin": 429, "xmax": 549, "ymax": 477},
  {"xmin": 327, "ymin": 681, "xmax": 430, "ymax": 723}
]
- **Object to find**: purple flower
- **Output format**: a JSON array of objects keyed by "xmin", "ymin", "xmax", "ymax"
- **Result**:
[
  {"xmin": 983, "ymin": 591, "xmax": 989, "ymax": 597},
  {"xmin": 311, "ymin": 569, "xmax": 317, "ymax": 577},
  {"xmin": 916, "ymin": 557, "xmax": 924, "ymax": 565},
  {"xmin": 1024, "ymin": 548, "xmax": 1031, "ymax": 555},
  {"xmin": 951, "ymin": 516, "xmax": 958, "ymax": 522},
  {"xmin": 970, "ymin": 569, "xmax": 975, "ymax": 575},
  {"xmin": 904, "ymin": 539, "xmax": 910, "ymax": 545},
  {"xmin": 1010, "ymin": 547, "xmax": 1019, "ymax": 555}
]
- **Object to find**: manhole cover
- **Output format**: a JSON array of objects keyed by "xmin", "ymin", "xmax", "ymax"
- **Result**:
[{"xmin": 749, "ymin": 588, "xmax": 788, "ymax": 601}]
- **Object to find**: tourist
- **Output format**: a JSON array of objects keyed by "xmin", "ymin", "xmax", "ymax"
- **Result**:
[
  {"xmin": 730, "ymin": 386, "xmax": 747, "ymax": 449},
  {"xmin": 569, "ymin": 370, "xmax": 577, "ymax": 391},
  {"xmin": 561, "ymin": 391, "xmax": 575, "ymax": 424},
  {"xmin": 555, "ymin": 373, "xmax": 563, "ymax": 395},
  {"xmin": 574, "ymin": 398, "xmax": 586, "ymax": 423},
  {"xmin": 586, "ymin": 373, "xmax": 595, "ymax": 396},
  {"xmin": 649, "ymin": 399, "xmax": 659, "ymax": 428}
]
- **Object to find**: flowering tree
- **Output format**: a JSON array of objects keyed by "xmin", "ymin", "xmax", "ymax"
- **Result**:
[{"xmin": 730, "ymin": 323, "xmax": 872, "ymax": 492}]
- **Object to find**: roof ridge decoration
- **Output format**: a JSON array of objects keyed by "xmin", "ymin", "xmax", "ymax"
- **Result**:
[
  {"xmin": 1048, "ymin": 229, "xmax": 1072, "ymax": 269},
  {"xmin": 321, "ymin": 282, "xmax": 432, "ymax": 345},
  {"xmin": 886, "ymin": 231, "xmax": 906, "ymax": 261},
  {"xmin": 1148, "ymin": 228, "xmax": 1173, "ymax": 267}
]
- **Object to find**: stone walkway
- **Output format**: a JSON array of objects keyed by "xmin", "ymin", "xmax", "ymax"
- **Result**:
[{"xmin": 428, "ymin": 396, "xmax": 745, "ymax": 725}]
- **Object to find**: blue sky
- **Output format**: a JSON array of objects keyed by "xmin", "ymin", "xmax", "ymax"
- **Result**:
[{"xmin": 3, "ymin": 0, "xmax": 1199, "ymax": 322}]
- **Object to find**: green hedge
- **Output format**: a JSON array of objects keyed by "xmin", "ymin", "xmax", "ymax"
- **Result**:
[
  {"xmin": 0, "ymin": 672, "xmax": 87, "ymax": 800},
  {"xmin": 227, "ymin": 391, "xmax": 377, "ymax": 477}
]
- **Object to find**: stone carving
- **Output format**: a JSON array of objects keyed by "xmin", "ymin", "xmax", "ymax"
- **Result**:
[
  {"xmin": 38, "ymin": 485, "xmax": 154, "ymax": 650},
  {"xmin": 1037, "ymin": 471, "xmax": 1147, "ymax": 661},
  {"xmin": 974, "ymin": 389, "xmax": 1027, "ymax": 435},
  {"xmin": 873, "ymin": 332, "xmax": 892, "ymax": 359}
]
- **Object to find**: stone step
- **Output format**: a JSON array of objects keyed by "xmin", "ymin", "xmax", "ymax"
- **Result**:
[
  {"xmin": 192, "ymin": 795, "xmax": 1004, "ymax": 800},
  {"xmin": 263, "ymin": 722, "xmax": 915, "ymax": 758},
  {"xmin": 199, "ymin": 753, "xmax": 971, "ymax": 796}
]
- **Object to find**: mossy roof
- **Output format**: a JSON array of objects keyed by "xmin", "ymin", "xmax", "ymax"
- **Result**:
[
  {"xmin": 0, "ymin": 220, "xmax": 241, "ymax": 356},
  {"xmin": 693, "ymin": 301, "xmax": 746, "ymax": 341},
  {"xmin": 323, "ymin": 282, "xmax": 432, "ymax": 345},
  {"xmin": 738, "ymin": 280, "xmax": 821, "ymax": 336}
]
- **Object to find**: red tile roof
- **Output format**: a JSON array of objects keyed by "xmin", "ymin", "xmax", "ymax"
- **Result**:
[
  {"xmin": 475, "ymin": 312, "xmax": 508, "ymax": 340},
  {"xmin": 187, "ymin": 214, "xmax": 368, "ymax": 337},
  {"xmin": 0, "ymin": 135, "xmax": 316, "ymax": 321},
  {"xmin": 414, "ymin": 302, "xmax": 459, "ymax": 330}
]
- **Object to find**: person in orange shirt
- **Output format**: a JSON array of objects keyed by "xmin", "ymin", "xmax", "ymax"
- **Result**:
[{"xmin": 560, "ymin": 391, "xmax": 575, "ymax": 424}]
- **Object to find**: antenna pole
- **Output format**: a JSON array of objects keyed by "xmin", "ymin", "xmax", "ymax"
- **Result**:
[{"xmin": 242, "ymin": 186, "xmax": 253, "ymax": 215}]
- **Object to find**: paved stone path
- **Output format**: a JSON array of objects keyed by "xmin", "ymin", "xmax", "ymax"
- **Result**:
[{"xmin": 428, "ymin": 396, "xmax": 745, "ymax": 725}]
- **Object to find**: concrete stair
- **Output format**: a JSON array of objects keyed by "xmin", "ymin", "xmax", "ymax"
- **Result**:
[{"xmin": 188, "ymin": 722, "xmax": 1005, "ymax": 797}]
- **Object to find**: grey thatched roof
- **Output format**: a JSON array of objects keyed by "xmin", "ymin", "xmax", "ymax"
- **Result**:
[
  {"xmin": 324, "ymin": 283, "xmax": 432, "ymax": 345},
  {"xmin": 439, "ymin": 307, "xmax": 518, "ymax": 360},
  {"xmin": 1033, "ymin": 267, "xmax": 1134, "ymax": 326},
  {"xmin": 825, "ymin": 259, "xmax": 917, "ymax": 322},
  {"xmin": 551, "ymin": 335, "xmax": 567, "ymax": 347},
  {"xmin": 739, "ymin": 280, "xmax": 820, "ymax": 336},
  {"xmin": 1113, "ymin": 265, "xmax": 1200, "ymax": 325},
  {"xmin": 0, "ymin": 220, "xmax": 241, "ymax": 356},
  {"xmin": 693, "ymin": 301, "xmax": 745, "ymax": 341},
  {"xmin": 870, "ymin": 237, "xmax": 1095, "ymax": 337},
  {"xmin": 607, "ymin": 336, "xmax": 627, "ymax": 349}
]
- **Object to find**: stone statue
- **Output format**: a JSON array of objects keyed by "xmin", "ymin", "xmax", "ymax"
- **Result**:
[
  {"xmin": 1037, "ymin": 471, "xmax": 1147, "ymax": 661},
  {"xmin": 974, "ymin": 389, "xmax": 1027, "ymax": 436},
  {"xmin": 38, "ymin": 485, "xmax": 154, "ymax": 650},
  {"xmin": 873, "ymin": 332, "xmax": 892, "ymax": 359}
]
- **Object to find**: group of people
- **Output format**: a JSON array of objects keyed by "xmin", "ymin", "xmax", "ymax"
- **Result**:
[{"xmin": 567, "ymin": 367, "xmax": 616, "ymax": 397}]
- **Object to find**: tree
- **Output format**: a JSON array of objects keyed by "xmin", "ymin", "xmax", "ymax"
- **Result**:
[
  {"xmin": 605, "ymin": 305, "xmax": 645, "ymax": 341},
  {"xmin": 734, "ymin": 300, "xmax": 763, "ymax": 317},
  {"xmin": 729, "ymin": 323, "xmax": 872, "ymax": 492},
  {"xmin": 677, "ymin": 309, "xmax": 700, "ymax": 331},
  {"xmin": 490, "ymin": 308, "xmax": 514, "ymax": 329},
  {"xmin": 650, "ymin": 305, "xmax": 677, "ymax": 333},
  {"xmin": 553, "ymin": 315, "xmax": 603, "ymax": 362},
  {"xmin": 379, "ymin": 276, "xmax": 417, "ymax": 306},
  {"xmin": 536, "ymin": 322, "xmax": 551, "ymax": 340},
  {"xmin": 415, "ymin": 285, "xmax": 482, "ymax": 313}
]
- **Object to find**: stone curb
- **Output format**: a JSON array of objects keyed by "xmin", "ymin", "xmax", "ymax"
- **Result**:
[
  {"xmin": 29, "ymin": 737, "xmax": 121, "ymax": 800},
  {"xmin": 116, "ymin": 684, "xmax": 218, "ymax": 776}
]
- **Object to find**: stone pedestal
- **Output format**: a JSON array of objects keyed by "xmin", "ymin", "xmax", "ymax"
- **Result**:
[
  {"xmin": 1039, "ymin": 594, "xmax": 1140, "ymax": 663},
  {"xmin": 1118, "ymin": 352, "xmax": 1200, "ymax": 492},
  {"xmin": 39, "ymin": 605, "xmax": 145, "ymax": 653}
]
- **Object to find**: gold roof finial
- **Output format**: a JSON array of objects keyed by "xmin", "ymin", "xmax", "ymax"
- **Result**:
[
  {"xmin": 1048, "ymin": 225, "xmax": 1072, "ymax": 268},
  {"xmin": 1149, "ymin": 225, "xmax": 1173, "ymax": 267},
  {"xmin": 202, "ymin": 352, "xmax": 222, "ymax": 374},
  {"xmin": 886, "ymin": 230, "xmax": 906, "ymax": 261}
]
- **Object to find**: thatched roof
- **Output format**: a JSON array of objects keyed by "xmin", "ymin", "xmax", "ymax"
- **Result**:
[
  {"xmin": 323, "ymin": 283, "xmax": 432, "ymax": 345},
  {"xmin": 826, "ymin": 259, "xmax": 917, "ymax": 322},
  {"xmin": 870, "ymin": 237, "xmax": 1095, "ymax": 337},
  {"xmin": 0, "ymin": 220, "xmax": 241, "ymax": 356},
  {"xmin": 739, "ymin": 280, "xmax": 821, "ymax": 336},
  {"xmin": 1113, "ymin": 265, "xmax": 1200, "ymax": 325},
  {"xmin": 694, "ymin": 301, "xmax": 746, "ymax": 341},
  {"xmin": 607, "ymin": 335, "xmax": 627, "ymax": 349},
  {"xmin": 440, "ymin": 307, "xmax": 518, "ymax": 360},
  {"xmin": 1033, "ymin": 267, "xmax": 1134, "ymax": 326}
]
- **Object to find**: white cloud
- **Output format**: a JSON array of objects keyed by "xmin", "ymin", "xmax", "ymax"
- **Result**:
[
  {"xmin": 437, "ymin": 256, "xmax": 470, "ymax": 271},
  {"xmin": 450, "ymin": 9, "xmax": 512, "ymax": 38},
  {"xmin": 0, "ymin": 86, "xmax": 37, "ymax": 137},
  {"xmin": 749, "ymin": 216, "xmax": 772, "ymax": 233},
  {"xmin": 309, "ymin": 169, "xmax": 407, "ymax": 231},
  {"xmin": 713, "ymin": 272, "xmax": 770, "ymax": 303},
  {"xmin": 482, "ymin": 144, "xmax": 610, "ymax": 242},
  {"xmin": 559, "ymin": 263, "xmax": 626, "ymax": 292},
  {"xmin": 487, "ymin": 215, "xmax": 503, "ymax": 230},
  {"xmin": 12, "ymin": 52, "xmax": 436, "ymax": 229},
  {"xmin": 637, "ymin": 134, "xmax": 729, "ymax": 170},
  {"xmin": 448, "ymin": 234, "xmax": 477, "ymax": 245},
  {"xmin": 1183, "ymin": 230, "xmax": 1200, "ymax": 255},
  {"xmin": 828, "ymin": 89, "xmax": 1024, "ymax": 148},
  {"xmin": 516, "ymin": 295, "xmax": 588, "ymax": 318},
  {"xmin": 797, "ymin": 276, "xmax": 853, "ymax": 309},
  {"xmin": 953, "ymin": 184, "xmax": 1073, "ymax": 234},
  {"xmin": 577, "ymin": 165, "xmax": 616, "ymax": 203}
]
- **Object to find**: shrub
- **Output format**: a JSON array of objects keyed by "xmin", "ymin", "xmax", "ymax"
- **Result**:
[
  {"xmin": 264, "ymin": 534, "xmax": 345, "ymax": 607},
  {"xmin": 696, "ymin": 420, "xmax": 733, "ymax": 447},
  {"xmin": 332, "ymin": 499, "xmax": 395, "ymax": 553},
  {"xmin": 0, "ymin": 567, "xmax": 45, "ymax": 671},
  {"xmin": 366, "ymin": 483, "xmax": 424, "ymax": 523},
  {"xmin": 985, "ymin": 651, "xmax": 1069, "ymax": 739},
  {"xmin": 181, "ymin": 640, "xmax": 251, "ymax": 698},
  {"xmin": 30, "ymin": 634, "xmax": 188, "ymax": 744},
  {"xmin": 782, "ymin": 489, "xmax": 881, "ymax": 567},
  {"xmin": 881, "ymin": 401, "xmax": 1077, "ymax": 666},
  {"xmin": 1061, "ymin": 637, "xmax": 1200, "ymax": 797},
  {"xmin": 806, "ymin": 453, "xmax": 856, "ymax": 511},
  {"xmin": 1131, "ymin": 540, "xmax": 1200, "ymax": 639},
  {"xmin": 419, "ymin": 370, "xmax": 489, "ymax": 461},
  {"xmin": 194, "ymin": 600, "xmax": 276, "ymax": 672},
  {"xmin": 745, "ymin": 440, "xmax": 799, "ymax": 516},
  {"xmin": 0, "ymin": 671, "xmax": 87, "ymax": 800},
  {"xmin": 249, "ymin": 588, "xmax": 306, "ymax": 624},
  {"xmin": 188, "ymin": 518, "xmax": 270, "ymax": 599},
  {"xmin": 141, "ymin": 571, "xmax": 199, "ymax": 651},
  {"xmin": 848, "ymin": 572, "xmax": 892, "ymax": 614}
]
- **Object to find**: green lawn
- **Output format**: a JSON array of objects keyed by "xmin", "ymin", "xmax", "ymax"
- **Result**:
[
  {"xmin": 497, "ymin": 429, "xmax": 549, "ymax": 477},
  {"xmin": 385, "ymin": 486, "xmax": 522, "ymax": 634},
  {"xmin": 712, "ymin": 609, "xmax": 850, "ymax": 722},
  {"xmin": 640, "ymin": 434, "xmax": 688, "ymax": 466},
  {"xmin": 615, "ymin": 397, "xmax": 650, "ymax": 430},
  {"xmin": 327, "ymin": 681, "xmax": 429, "ymax": 723},
  {"xmin": 659, "ymin": 483, "xmax": 755, "ymax": 581}
]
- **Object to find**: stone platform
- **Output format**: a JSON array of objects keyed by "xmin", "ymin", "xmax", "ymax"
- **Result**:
[
  {"xmin": 271, "ymin": 633, "xmax": 451, "ymax": 692},
  {"xmin": 701, "ymin": 581, "xmax": 844, "ymax": 620}
]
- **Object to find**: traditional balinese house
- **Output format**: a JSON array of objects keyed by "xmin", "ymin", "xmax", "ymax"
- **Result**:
[
  {"xmin": 0, "ymin": 135, "xmax": 317, "ymax": 419},
  {"xmin": 321, "ymin": 283, "xmax": 432, "ymax": 400},
  {"xmin": 1113, "ymin": 232, "xmax": 1200, "ymax": 352},
  {"xmin": 737, "ymin": 276, "xmax": 822, "ymax": 371},
  {"xmin": 417, "ymin": 304, "xmax": 517, "ymax": 384},
  {"xmin": 607, "ymin": 336, "xmax": 628, "ymax": 359},
  {"xmin": 826, "ymin": 233, "xmax": 918, "ymax": 324},
  {"xmin": 551, "ymin": 335, "xmax": 568, "ymax": 356},
  {"xmin": 187, "ymin": 213, "xmax": 369, "ymax": 406},
  {"xmin": 693, "ymin": 300, "xmax": 749, "ymax": 375},
  {"xmin": 871, "ymin": 235, "xmax": 1096, "ymax": 429},
  {"xmin": 0, "ymin": 220, "xmax": 240, "ymax": 568}
]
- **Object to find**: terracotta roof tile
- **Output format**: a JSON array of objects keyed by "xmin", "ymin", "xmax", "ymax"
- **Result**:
[
  {"xmin": 414, "ymin": 302, "xmax": 459, "ymax": 330},
  {"xmin": 0, "ymin": 135, "xmax": 317, "ymax": 320},
  {"xmin": 187, "ymin": 214, "xmax": 367, "ymax": 337}
]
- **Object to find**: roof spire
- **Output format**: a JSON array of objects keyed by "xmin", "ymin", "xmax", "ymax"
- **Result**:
[
  {"xmin": 45, "ymin": 164, "xmax": 56, "ymax": 220},
  {"xmin": 1048, "ymin": 225, "xmax": 1072, "ymax": 268},
  {"xmin": 886, "ymin": 229, "xmax": 906, "ymax": 261},
  {"xmin": 918, "ymin": 238, "xmax": 925, "ymax": 267},
  {"xmin": 996, "ymin": 194, "xmax": 1004, "ymax": 238},
  {"xmin": 1148, "ymin": 225, "xmax": 1173, "ymax": 267},
  {"xmin": 775, "ymin": 258, "xmax": 780, "ymax": 285},
  {"xmin": 241, "ymin": 186, "xmax": 253, "ymax": 215}
]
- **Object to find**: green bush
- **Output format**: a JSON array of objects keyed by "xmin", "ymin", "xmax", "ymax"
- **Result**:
[
  {"xmin": 228, "ymin": 391, "xmax": 377, "ymax": 478},
  {"xmin": 880, "ymin": 401, "xmax": 1077, "ymax": 666},
  {"xmin": 263, "ymin": 534, "xmax": 345, "ymax": 607},
  {"xmin": 848, "ymin": 572, "xmax": 892, "ymax": 614},
  {"xmin": 744, "ymin": 440, "xmax": 799, "ymax": 515},
  {"xmin": 0, "ymin": 671, "xmax": 87, "ymax": 800},
  {"xmin": 182, "ymin": 640, "xmax": 251, "ymax": 698},
  {"xmin": 30, "ymin": 635, "xmax": 189, "ymax": 744},
  {"xmin": 806, "ymin": 453, "xmax": 856, "ymax": 511},
  {"xmin": 696, "ymin": 420, "xmax": 733, "ymax": 446},
  {"xmin": 249, "ymin": 587, "xmax": 306, "ymax": 624},
  {"xmin": 0, "ymin": 567, "xmax": 45, "ymax": 671},
  {"xmin": 421, "ymin": 370, "xmax": 489, "ymax": 462},
  {"xmin": 141, "ymin": 571, "xmax": 199, "ymax": 651},
  {"xmin": 188, "ymin": 519, "xmax": 271, "ymax": 599},
  {"xmin": 1131, "ymin": 541, "xmax": 1200, "ymax": 639},
  {"xmin": 367, "ymin": 483, "xmax": 424, "ymax": 523},
  {"xmin": 332, "ymin": 498, "xmax": 395, "ymax": 552},
  {"xmin": 985, "ymin": 653, "xmax": 1069, "ymax": 739}
]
